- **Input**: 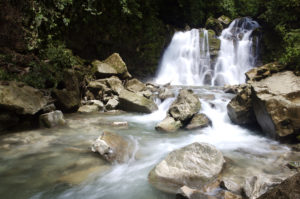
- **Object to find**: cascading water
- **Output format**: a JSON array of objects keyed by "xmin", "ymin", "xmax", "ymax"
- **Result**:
[
  {"xmin": 212, "ymin": 17, "xmax": 260, "ymax": 85},
  {"xmin": 155, "ymin": 17, "xmax": 260, "ymax": 86},
  {"xmin": 155, "ymin": 29, "xmax": 211, "ymax": 86}
]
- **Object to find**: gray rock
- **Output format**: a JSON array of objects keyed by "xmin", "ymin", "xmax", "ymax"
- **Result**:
[
  {"xmin": 105, "ymin": 97, "xmax": 119, "ymax": 111},
  {"xmin": 158, "ymin": 88, "xmax": 175, "ymax": 101},
  {"xmin": 39, "ymin": 110, "xmax": 66, "ymax": 128},
  {"xmin": 185, "ymin": 113, "xmax": 212, "ymax": 130},
  {"xmin": 155, "ymin": 116, "xmax": 182, "ymax": 133},
  {"xmin": 91, "ymin": 131, "xmax": 133, "ymax": 163},
  {"xmin": 52, "ymin": 89, "xmax": 80, "ymax": 113},
  {"xmin": 251, "ymin": 71, "xmax": 300, "ymax": 138},
  {"xmin": 78, "ymin": 105, "xmax": 100, "ymax": 113},
  {"xmin": 125, "ymin": 78, "xmax": 146, "ymax": 92},
  {"xmin": 168, "ymin": 89, "xmax": 201, "ymax": 122},
  {"xmin": 118, "ymin": 89, "xmax": 158, "ymax": 113},
  {"xmin": 148, "ymin": 142, "xmax": 225, "ymax": 193},
  {"xmin": 0, "ymin": 81, "xmax": 47, "ymax": 115}
]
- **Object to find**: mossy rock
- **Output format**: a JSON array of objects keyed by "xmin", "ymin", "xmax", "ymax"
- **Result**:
[
  {"xmin": 207, "ymin": 29, "xmax": 221, "ymax": 56},
  {"xmin": 217, "ymin": 15, "xmax": 231, "ymax": 27},
  {"xmin": 205, "ymin": 17, "xmax": 223, "ymax": 36}
]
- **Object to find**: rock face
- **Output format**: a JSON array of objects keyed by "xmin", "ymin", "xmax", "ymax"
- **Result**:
[
  {"xmin": 148, "ymin": 142, "xmax": 225, "ymax": 193},
  {"xmin": 258, "ymin": 173, "xmax": 300, "ymax": 199},
  {"xmin": 168, "ymin": 89, "xmax": 201, "ymax": 122},
  {"xmin": 92, "ymin": 53, "xmax": 131, "ymax": 79},
  {"xmin": 118, "ymin": 89, "xmax": 158, "ymax": 113},
  {"xmin": 0, "ymin": 81, "xmax": 47, "ymax": 115},
  {"xmin": 39, "ymin": 110, "xmax": 66, "ymax": 128},
  {"xmin": 155, "ymin": 116, "xmax": 182, "ymax": 133},
  {"xmin": 185, "ymin": 113, "xmax": 212, "ymax": 130},
  {"xmin": 91, "ymin": 131, "xmax": 133, "ymax": 163},
  {"xmin": 227, "ymin": 84, "xmax": 256, "ymax": 125},
  {"xmin": 251, "ymin": 71, "xmax": 300, "ymax": 138}
]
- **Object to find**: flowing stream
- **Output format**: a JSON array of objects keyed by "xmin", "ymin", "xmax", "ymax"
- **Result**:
[{"xmin": 0, "ymin": 18, "xmax": 296, "ymax": 199}]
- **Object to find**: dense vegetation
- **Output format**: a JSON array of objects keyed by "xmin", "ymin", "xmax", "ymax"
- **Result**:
[{"xmin": 0, "ymin": 0, "xmax": 299, "ymax": 88}]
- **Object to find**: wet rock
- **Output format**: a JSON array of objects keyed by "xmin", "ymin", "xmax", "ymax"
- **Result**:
[
  {"xmin": 0, "ymin": 81, "xmax": 47, "ymax": 115},
  {"xmin": 118, "ymin": 89, "xmax": 158, "ymax": 113},
  {"xmin": 41, "ymin": 104, "xmax": 56, "ymax": 113},
  {"xmin": 176, "ymin": 186, "xmax": 211, "ymax": 199},
  {"xmin": 158, "ymin": 88, "xmax": 175, "ymax": 101},
  {"xmin": 140, "ymin": 89, "xmax": 153, "ymax": 99},
  {"xmin": 92, "ymin": 53, "xmax": 131, "ymax": 79},
  {"xmin": 251, "ymin": 71, "xmax": 300, "ymax": 139},
  {"xmin": 168, "ymin": 89, "xmax": 201, "ymax": 122},
  {"xmin": 155, "ymin": 116, "xmax": 182, "ymax": 133},
  {"xmin": 286, "ymin": 161, "xmax": 300, "ymax": 171},
  {"xmin": 78, "ymin": 105, "xmax": 100, "ymax": 113},
  {"xmin": 291, "ymin": 144, "xmax": 300, "ymax": 151},
  {"xmin": 205, "ymin": 17, "xmax": 223, "ymax": 36},
  {"xmin": 52, "ymin": 89, "xmax": 80, "ymax": 113},
  {"xmin": 112, "ymin": 121, "xmax": 128, "ymax": 127},
  {"xmin": 246, "ymin": 62, "xmax": 285, "ymax": 83},
  {"xmin": 257, "ymin": 173, "xmax": 300, "ymax": 199},
  {"xmin": 148, "ymin": 142, "xmax": 225, "ymax": 193},
  {"xmin": 220, "ymin": 179, "xmax": 243, "ymax": 195},
  {"xmin": 227, "ymin": 84, "xmax": 256, "ymax": 125},
  {"xmin": 218, "ymin": 15, "xmax": 231, "ymax": 28},
  {"xmin": 125, "ymin": 78, "xmax": 146, "ymax": 92},
  {"xmin": 207, "ymin": 29, "xmax": 221, "ymax": 56},
  {"xmin": 91, "ymin": 131, "xmax": 133, "ymax": 163},
  {"xmin": 87, "ymin": 100, "xmax": 104, "ymax": 109},
  {"xmin": 222, "ymin": 191, "xmax": 242, "ymax": 199},
  {"xmin": 39, "ymin": 110, "xmax": 66, "ymax": 128},
  {"xmin": 185, "ymin": 113, "xmax": 212, "ymax": 130}
]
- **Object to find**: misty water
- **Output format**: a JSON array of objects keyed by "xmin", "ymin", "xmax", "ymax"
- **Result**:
[{"xmin": 0, "ymin": 18, "xmax": 296, "ymax": 199}]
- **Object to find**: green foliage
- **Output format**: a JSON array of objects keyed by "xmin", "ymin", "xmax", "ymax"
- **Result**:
[{"xmin": 280, "ymin": 29, "xmax": 300, "ymax": 69}]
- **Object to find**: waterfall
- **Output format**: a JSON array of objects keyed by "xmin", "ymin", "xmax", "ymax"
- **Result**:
[
  {"xmin": 212, "ymin": 17, "xmax": 260, "ymax": 85},
  {"xmin": 155, "ymin": 17, "xmax": 260, "ymax": 86},
  {"xmin": 155, "ymin": 29, "xmax": 211, "ymax": 86}
]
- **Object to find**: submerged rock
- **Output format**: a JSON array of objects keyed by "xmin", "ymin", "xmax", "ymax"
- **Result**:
[
  {"xmin": 257, "ymin": 173, "xmax": 300, "ymax": 199},
  {"xmin": 185, "ymin": 113, "xmax": 212, "ymax": 130},
  {"xmin": 148, "ymin": 142, "xmax": 225, "ymax": 193},
  {"xmin": 39, "ymin": 111, "xmax": 66, "ymax": 128},
  {"xmin": 251, "ymin": 71, "xmax": 300, "ymax": 139},
  {"xmin": 91, "ymin": 131, "xmax": 133, "ymax": 163},
  {"xmin": 155, "ymin": 116, "xmax": 182, "ymax": 133},
  {"xmin": 118, "ymin": 89, "xmax": 158, "ymax": 113}
]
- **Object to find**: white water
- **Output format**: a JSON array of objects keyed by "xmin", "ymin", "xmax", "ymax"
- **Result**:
[
  {"xmin": 155, "ymin": 17, "xmax": 259, "ymax": 86},
  {"xmin": 212, "ymin": 17, "xmax": 260, "ymax": 85},
  {"xmin": 155, "ymin": 29, "xmax": 210, "ymax": 86}
]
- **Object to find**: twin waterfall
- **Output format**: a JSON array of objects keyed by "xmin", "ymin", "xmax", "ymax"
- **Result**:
[{"xmin": 155, "ymin": 17, "xmax": 260, "ymax": 86}]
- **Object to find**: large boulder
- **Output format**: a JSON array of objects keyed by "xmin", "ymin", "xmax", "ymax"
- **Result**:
[
  {"xmin": 168, "ymin": 89, "xmax": 201, "ymax": 122},
  {"xmin": 125, "ymin": 78, "xmax": 146, "ymax": 92},
  {"xmin": 148, "ymin": 142, "xmax": 225, "ymax": 193},
  {"xmin": 118, "ymin": 89, "xmax": 158, "ymax": 113},
  {"xmin": 39, "ymin": 110, "xmax": 66, "ymax": 128},
  {"xmin": 227, "ymin": 84, "xmax": 257, "ymax": 125},
  {"xmin": 92, "ymin": 53, "xmax": 132, "ymax": 79},
  {"xmin": 185, "ymin": 113, "xmax": 212, "ymax": 130},
  {"xmin": 91, "ymin": 131, "xmax": 133, "ymax": 163},
  {"xmin": 251, "ymin": 71, "xmax": 300, "ymax": 138},
  {"xmin": 246, "ymin": 62, "xmax": 286, "ymax": 82},
  {"xmin": 52, "ymin": 89, "xmax": 80, "ymax": 113},
  {"xmin": 0, "ymin": 81, "xmax": 47, "ymax": 115},
  {"xmin": 218, "ymin": 15, "xmax": 231, "ymax": 28},
  {"xmin": 205, "ymin": 17, "xmax": 223, "ymax": 36},
  {"xmin": 155, "ymin": 116, "xmax": 182, "ymax": 133},
  {"xmin": 258, "ymin": 173, "xmax": 300, "ymax": 199}
]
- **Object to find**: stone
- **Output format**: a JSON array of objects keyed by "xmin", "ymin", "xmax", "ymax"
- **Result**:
[
  {"xmin": 251, "ymin": 71, "xmax": 300, "ymax": 138},
  {"xmin": 92, "ymin": 53, "xmax": 132, "ymax": 79},
  {"xmin": 125, "ymin": 78, "xmax": 146, "ymax": 92},
  {"xmin": 286, "ymin": 161, "xmax": 300, "ymax": 171},
  {"xmin": 39, "ymin": 110, "xmax": 66, "ymax": 128},
  {"xmin": 42, "ymin": 104, "xmax": 56, "ymax": 113},
  {"xmin": 176, "ymin": 186, "xmax": 210, "ymax": 199},
  {"xmin": 185, "ymin": 113, "xmax": 212, "ymax": 130},
  {"xmin": 105, "ymin": 97, "xmax": 119, "ymax": 111},
  {"xmin": 148, "ymin": 142, "xmax": 225, "ymax": 193},
  {"xmin": 168, "ymin": 89, "xmax": 201, "ymax": 122},
  {"xmin": 0, "ymin": 111, "xmax": 19, "ymax": 132},
  {"xmin": 227, "ymin": 84, "xmax": 256, "ymax": 125},
  {"xmin": 218, "ymin": 15, "xmax": 231, "ymax": 27},
  {"xmin": 87, "ymin": 100, "xmax": 104, "ymax": 109},
  {"xmin": 222, "ymin": 191, "xmax": 242, "ymax": 199},
  {"xmin": 155, "ymin": 116, "xmax": 182, "ymax": 133},
  {"xmin": 78, "ymin": 105, "xmax": 100, "ymax": 113},
  {"xmin": 118, "ymin": 89, "xmax": 158, "ymax": 113},
  {"xmin": 257, "ymin": 173, "xmax": 300, "ymax": 199},
  {"xmin": 91, "ymin": 131, "xmax": 133, "ymax": 163},
  {"xmin": 220, "ymin": 179, "xmax": 243, "ymax": 195},
  {"xmin": 158, "ymin": 88, "xmax": 175, "ymax": 101},
  {"xmin": 205, "ymin": 17, "xmax": 223, "ymax": 36},
  {"xmin": 207, "ymin": 29, "xmax": 221, "ymax": 56},
  {"xmin": 105, "ymin": 76, "xmax": 124, "ymax": 95},
  {"xmin": 0, "ymin": 81, "xmax": 47, "ymax": 115},
  {"xmin": 52, "ymin": 89, "xmax": 80, "ymax": 113},
  {"xmin": 246, "ymin": 62, "xmax": 285, "ymax": 82}
]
